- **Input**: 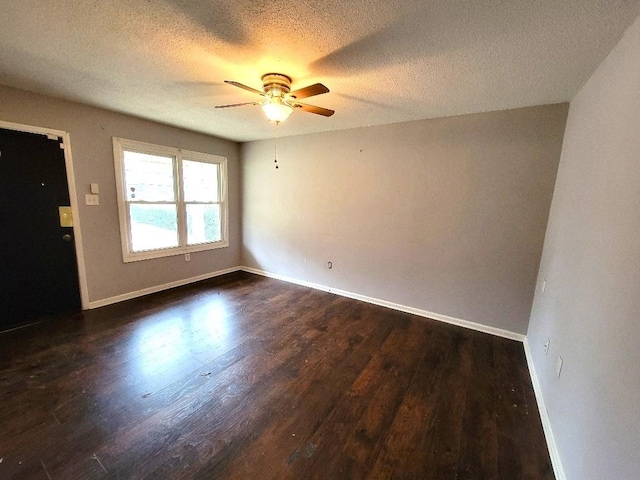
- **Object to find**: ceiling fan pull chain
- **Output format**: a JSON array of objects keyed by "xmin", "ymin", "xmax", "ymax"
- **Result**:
[{"xmin": 274, "ymin": 121, "xmax": 279, "ymax": 169}]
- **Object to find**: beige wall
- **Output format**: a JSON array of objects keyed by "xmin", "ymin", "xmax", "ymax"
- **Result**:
[
  {"xmin": 0, "ymin": 85, "xmax": 567, "ymax": 337},
  {"xmin": 0, "ymin": 85, "xmax": 240, "ymax": 304},
  {"xmin": 242, "ymin": 104, "xmax": 568, "ymax": 335},
  {"xmin": 528, "ymin": 14, "xmax": 640, "ymax": 480}
]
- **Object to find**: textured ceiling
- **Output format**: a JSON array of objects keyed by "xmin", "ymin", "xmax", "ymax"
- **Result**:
[{"xmin": 1, "ymin": 1, "xmax": 639, "ymax": 142}]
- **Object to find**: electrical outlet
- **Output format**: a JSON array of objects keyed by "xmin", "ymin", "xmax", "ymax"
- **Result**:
[
  {"xmin": 185, "ymin": 253, "xmax": 191, "ymax": 261},
  {"xmin": 85, "ymin": 194, "xmax": 99, "ymax": 206},
  {"xmin": 556, "ymin": 356, "xmax": 563, "ymax": 378},
  {"xmin": 544, "ymin": 339, "xmax": 550, "ymax": 356}
]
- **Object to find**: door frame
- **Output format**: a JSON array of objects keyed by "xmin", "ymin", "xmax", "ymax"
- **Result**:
[{"xmin": 0, "ymin": 120, "xmax": 89, "ymax": 310}]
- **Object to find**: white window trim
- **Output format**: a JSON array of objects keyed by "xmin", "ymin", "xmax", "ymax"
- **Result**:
[{"xmin": 113, "ymin": 137, "xmax": 229, "ymax": 263}]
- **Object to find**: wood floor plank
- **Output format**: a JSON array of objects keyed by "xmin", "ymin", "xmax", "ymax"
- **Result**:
[
  {"xmin": 146, "ymin": 297, "xmax": 378, "ymax": 479},
  {"xmin": 198, "ymin": 302, "xmax": 396, "ymax": 479},
  {"xmin": 2, "ymin": 280, "xmax": 306, "ymax": 454},
  {"xmin": 59, "ymin": 292, "xmax": 351, "ymax": 478},
  {"xmin": 295, "ymin": 314, "xmax": 432, "ymax": 480},
  {"xmin": 0, "ymin": 272, "xmax": 554, "ymax": 479},
  {"xmin": 455, "ymin": 332, "xmax": 499, "ymax": 479},
  {"xmin": 494, "ymin": 337, "xmax": 554, "ymax": 479},
  {"xmin": 319, "ymin": 318, "xmax": 435, "ymax": 479},
  {"xmin": 365, "ymin": 324, "xmax": 473, "ymax": 480}
]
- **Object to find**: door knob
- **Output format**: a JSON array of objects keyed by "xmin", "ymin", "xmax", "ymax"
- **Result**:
[{"xmin": 62, "ymin": 234, "xmax": 72, "ymax": 242}]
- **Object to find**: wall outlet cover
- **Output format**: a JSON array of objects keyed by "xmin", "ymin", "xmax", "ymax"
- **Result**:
[{"xmin": 85, "ymin": 194, "xmax": 99, "ymax": 206}]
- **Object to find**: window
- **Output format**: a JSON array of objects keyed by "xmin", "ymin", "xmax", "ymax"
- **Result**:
[{"xmin": 113, "ymin": 138, "xmax": 228, "ymax": 262}]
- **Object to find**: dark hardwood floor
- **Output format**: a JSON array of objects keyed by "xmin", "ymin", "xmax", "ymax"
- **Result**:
[{"xmin": 0, "ymin": 272, "xmax": 554, "ymax": 479}]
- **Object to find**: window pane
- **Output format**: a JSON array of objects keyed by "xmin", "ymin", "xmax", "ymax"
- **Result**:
[
  {"xmin": 124, "ymin": 151, "xmax": 175, "ymax": 201},
  {"xmin": 183, "ymin": 160, "xmax": 219, "ymax": 202},
  {"xmin": 187, "ymin": 204, "xmax": 221, "ymax": 244},
  {"xmin": 129, "ymin": 204, "xmax": 178, "ymax": 251}
]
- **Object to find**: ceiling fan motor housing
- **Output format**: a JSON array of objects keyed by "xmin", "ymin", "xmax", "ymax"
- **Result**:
[{"xmin": 262, "ymin": 73, "xmax": 292, "ymax": 96}]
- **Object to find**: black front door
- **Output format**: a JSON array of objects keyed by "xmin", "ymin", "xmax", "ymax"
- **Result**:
[{"xmin": 0, "ymin": 128, "xmax": 81, "ymax": 330}]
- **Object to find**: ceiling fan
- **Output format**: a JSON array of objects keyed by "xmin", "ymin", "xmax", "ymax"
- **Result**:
[{"xmin": 215, "ymin": 73, "xmax": 334, "ymax": 123}]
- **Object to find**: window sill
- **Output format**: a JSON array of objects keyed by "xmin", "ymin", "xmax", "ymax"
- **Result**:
[{"xmin": 122, "ymin": 241, "xmax": 229, "ymax": 263}]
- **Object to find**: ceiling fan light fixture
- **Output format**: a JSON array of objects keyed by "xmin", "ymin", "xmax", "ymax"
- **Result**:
[
  {"xmin": 218, "ymin": 73, "xmax": 333, "ymax": 121},
  {"xmin": 262, "ymin": 97, "xmax": 293, "ymax": 123}
]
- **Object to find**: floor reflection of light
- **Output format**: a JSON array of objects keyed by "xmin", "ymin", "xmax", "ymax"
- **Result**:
[
  {"xmin": 196, "ymin": 300, "xmax": 233, "ymax": 352},
  {"xmin": 131, "ymin": 298, "xmax": 235, "ymax": 376},
  {"xmin": 134, "ymin": 319, "xmax": 186, "ymax": 376}
]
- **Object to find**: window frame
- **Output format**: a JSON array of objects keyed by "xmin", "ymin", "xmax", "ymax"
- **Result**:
[{"xmin": 113, "ymin": 137, "xmax": 229, "ymax": 263}]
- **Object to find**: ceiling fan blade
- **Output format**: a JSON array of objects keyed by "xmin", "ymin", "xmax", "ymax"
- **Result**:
[
  {"xmin": 295, "ymin": 102, "xmax": 335, "ymax": 117},
  {"xmin": 224, "ymin": 80, "xmax": 264, "ymax": 96},
  {"xmin": 289, "ymin": 83, "xmax": 329, "ymax": 99},
  {"xmin": 214, "ymin": 102, "xmax": 260, "ymax": 108}
]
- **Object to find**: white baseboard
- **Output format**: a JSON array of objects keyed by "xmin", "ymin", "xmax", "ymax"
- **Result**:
[
  {"xmin": 523, "ymin": 338, "xmax": 566, "ymax": 480},
  {"xmin": 87, "ymin": 266, "xmax": 241, "ymax": 309},
  {"xmin": 240, "ymin": 266, "xmax": 525, "ymax": 342}
]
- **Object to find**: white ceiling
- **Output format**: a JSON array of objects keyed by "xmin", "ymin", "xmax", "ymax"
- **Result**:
[{"xmin": 1, "ymin": 1, "xmax": 638, "ymax": 142}]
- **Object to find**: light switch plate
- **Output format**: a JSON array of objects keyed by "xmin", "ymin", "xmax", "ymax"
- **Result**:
[
  {"xmin": 90, "ymin": 183, "xmax": 100, "ymax": 194},
  {"xmin": 85, "ymin": 194, "xmax": 100, "ymax": 206}
]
